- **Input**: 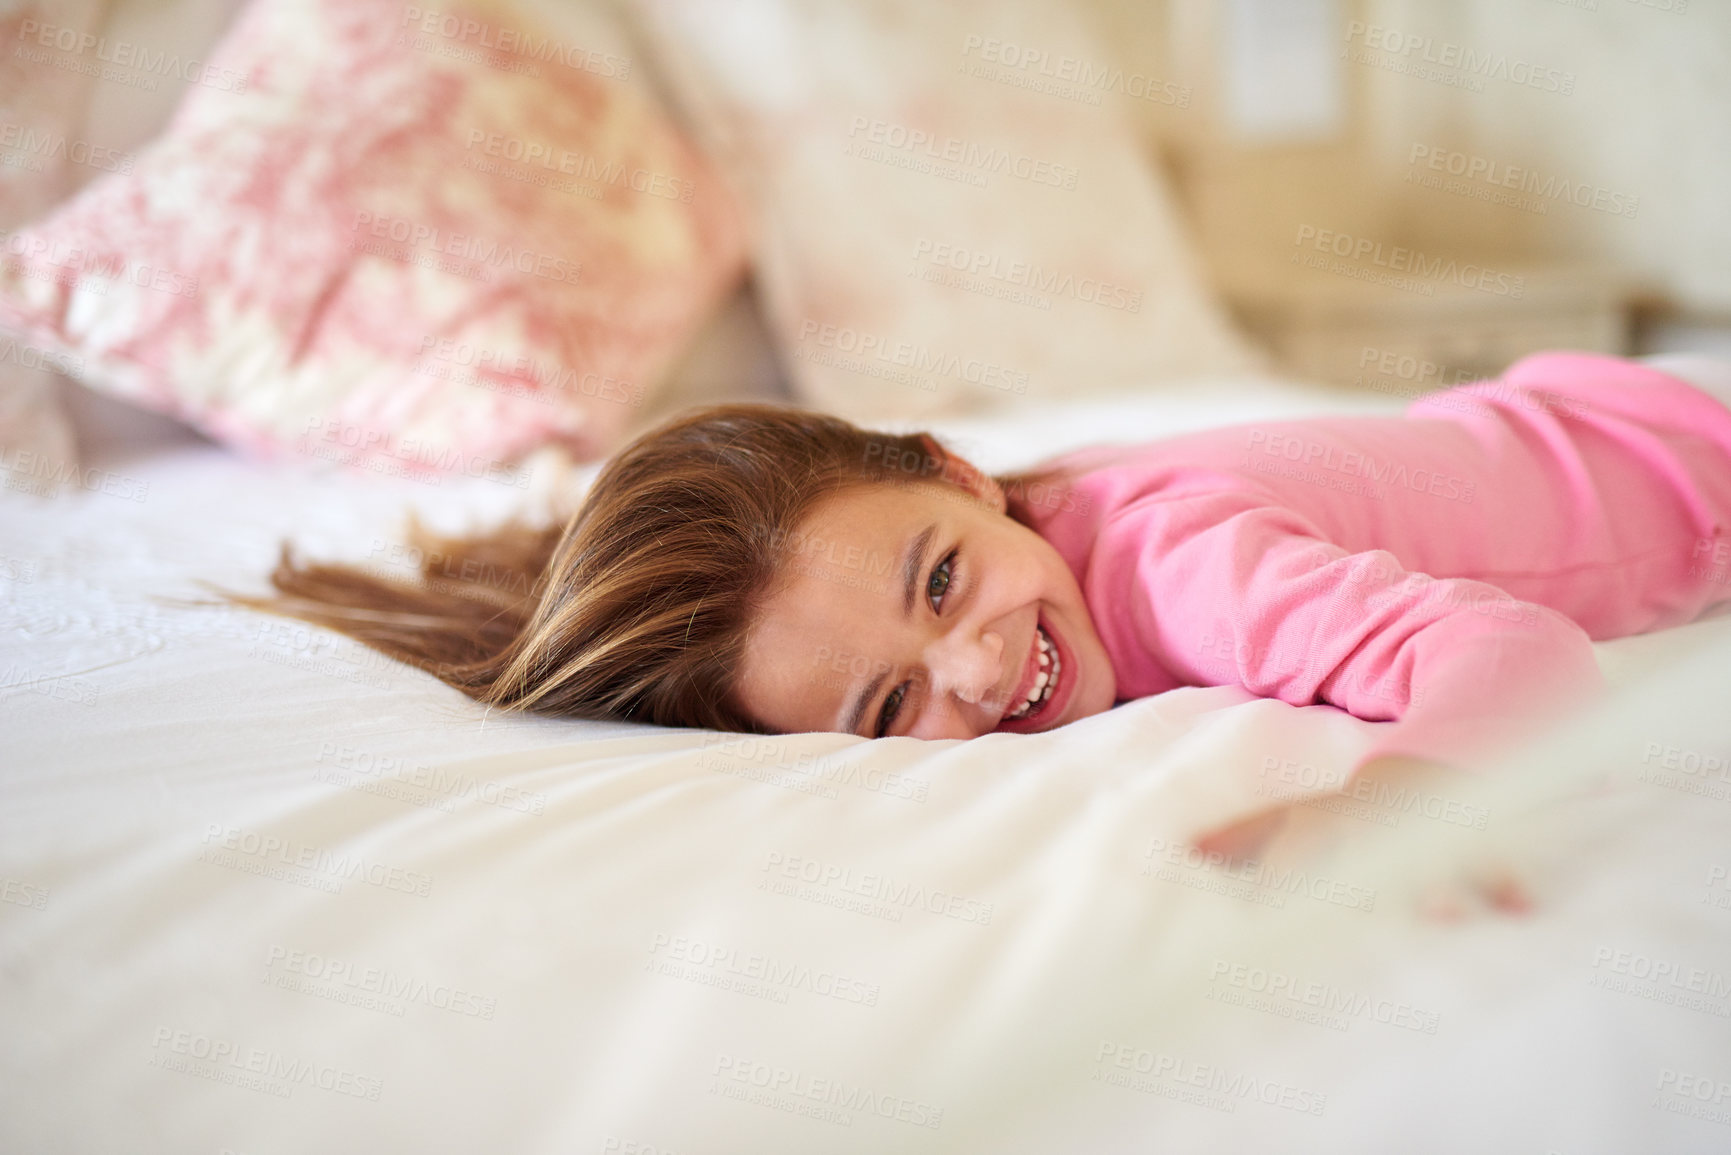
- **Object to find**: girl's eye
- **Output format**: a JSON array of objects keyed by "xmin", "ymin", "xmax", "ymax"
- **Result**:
[
  {"xmin": 879, "ymin": 551, "xmax": 958, "ymax": 736},
  {"xmin": 927, "ymin": 550, "xmax": 956, "ymax": 610},
  {"xmin": 876, "ymin": 684, "xmax": 906, "ymax": 738}
]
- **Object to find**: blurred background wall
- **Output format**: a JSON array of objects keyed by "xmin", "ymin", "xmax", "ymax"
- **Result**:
[
  {"xmin": 1089, "ymin": 0, "xmax": 1730, "ymax": 385},
  {"xmin": 12, "ymin": 0, "xmax": 1729, "ymax": 421}
]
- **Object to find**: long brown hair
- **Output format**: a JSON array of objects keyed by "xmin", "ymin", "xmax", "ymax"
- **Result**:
[{"xmin": 231, "ymin": 403, "xmax": 1048, "ymax": 732}]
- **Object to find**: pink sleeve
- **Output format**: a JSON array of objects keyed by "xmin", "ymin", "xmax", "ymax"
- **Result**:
[{"xmin": 1090, "ymin": 491, "xmax": 1608, "ymax": 765}]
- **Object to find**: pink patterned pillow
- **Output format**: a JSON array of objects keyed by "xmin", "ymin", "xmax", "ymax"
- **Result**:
[{"xmin": 0, "ymin": 0, "xmax": 746, "ymax": 474}]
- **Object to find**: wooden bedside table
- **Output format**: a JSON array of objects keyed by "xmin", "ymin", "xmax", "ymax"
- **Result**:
[{"xmin": 1229, "ymin": 262, "xmax": 1632, "ymax": 396}]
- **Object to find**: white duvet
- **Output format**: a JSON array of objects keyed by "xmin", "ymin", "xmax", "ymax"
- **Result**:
[{"xmin": 4, "ymin": 381, "xmax": 1731, "ymax": 1154}]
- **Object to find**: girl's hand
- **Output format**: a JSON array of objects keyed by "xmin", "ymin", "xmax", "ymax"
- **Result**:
[
  {"xmin": 1193, "ymin": 806, "xmax": 1290, "ymax": 864},
  {"xmin": 1415, "ymin": 862, "xmax": 1534, "ymax": 922},
  {"xmin": 1191, "ymin": 755, "xmax": 1536, "ymax": 923}
]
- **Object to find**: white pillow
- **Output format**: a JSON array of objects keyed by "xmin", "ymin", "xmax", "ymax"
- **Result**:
[{"xmin": 632, "ymin": 0, "xmax": 1265, "ymax": 423}]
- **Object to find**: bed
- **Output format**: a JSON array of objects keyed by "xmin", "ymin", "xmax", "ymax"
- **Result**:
[{"xmin": 5, "ymin": 371, "xmax": 1731, "ymax": 1154}]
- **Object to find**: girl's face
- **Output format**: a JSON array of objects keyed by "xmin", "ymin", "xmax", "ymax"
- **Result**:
[{"xmin": 734, "ymin": 468, "xmax": 1117, "ymax": 740}]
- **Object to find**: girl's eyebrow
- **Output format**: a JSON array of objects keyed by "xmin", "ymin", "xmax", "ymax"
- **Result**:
[
  {"xmin": 843, "ymin": 668, "xmax": 888, "ymax": 738},
  {"xmin": 900, "ymin": 523, "xmax": 938, "ymax": 617}
]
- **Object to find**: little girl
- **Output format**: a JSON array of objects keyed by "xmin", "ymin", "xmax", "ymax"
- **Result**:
[{"xmin": 249, "ymin": 351, "xmax": 1731, "ymax": 766}]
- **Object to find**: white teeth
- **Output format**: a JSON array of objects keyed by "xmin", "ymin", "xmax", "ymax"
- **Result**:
[{"xmin": 1006, "ymin": 626, "xmax": 1061, "ymax": 721}]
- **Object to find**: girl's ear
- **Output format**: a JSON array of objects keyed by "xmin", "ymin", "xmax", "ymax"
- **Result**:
[{"xmin": 919, "ymin": 434, "xmax": 1007, "ymax": 514}]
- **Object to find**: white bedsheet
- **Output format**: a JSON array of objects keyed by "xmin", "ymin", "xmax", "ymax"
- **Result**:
[{"xmin": 4, "ymin": 380, "xmax": 1731, "ymax": 1153}]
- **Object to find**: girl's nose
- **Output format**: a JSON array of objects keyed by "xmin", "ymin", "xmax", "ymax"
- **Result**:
[{"xmin": 926, "ymin": 629, "xmax": 1005, "ymax": 709}]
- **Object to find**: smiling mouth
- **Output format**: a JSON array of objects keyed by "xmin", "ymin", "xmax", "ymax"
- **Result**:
[{"xmin": 1003, "ymin": 624, "xmax": 1061, "ymax": 722}]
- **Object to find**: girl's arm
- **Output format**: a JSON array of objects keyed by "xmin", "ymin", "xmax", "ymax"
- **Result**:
[{"xmin": 1088, "ymin": 491, "xmax": 1607, "ymax": 766}]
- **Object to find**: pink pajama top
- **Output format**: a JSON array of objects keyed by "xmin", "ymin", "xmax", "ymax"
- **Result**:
[{"xmin": 1013, "ymin": 353, "xmax": 1731, "ymax": 765}]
